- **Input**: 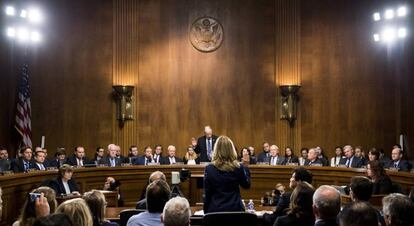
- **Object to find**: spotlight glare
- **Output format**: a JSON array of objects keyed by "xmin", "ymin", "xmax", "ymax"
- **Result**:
[
  {"xmin": 28, "ymin": 8, "xmax": 43, "ymax": 24},
  {"xmin": 397, "ymin": 6, "xmax": 407, "ymax": 17},
  {"xmin": 17, "ymin": 27, "xmax": 29, "ymax": 41},
  {"xmin": 30, "ymin": 31, "xmax": 41, "ymax": 42},
  {"xmin": 382, "ymin": 28, "xmax": 396, "ymax": 42},
  {"xmin": 373, "ymin": 34, "xmax": 380, "ymax": 42},
  {"xmin": 5, "ymin": 6, "xmax": 15, "ymax": 16},
  {"xmin": 20, "ymin": 9, "xmax": 27, "ymax": 18},
  {"xmin": 6, "ymin": 27, "xmax": 16, "ymax": 37},
  {"xmin": 398, "ymin": 28, "xmax": 407, "ymax": 38},
  {"xmin": 373, "ymin": 12, "xmax": 381, "ymax": 21},
  {"xmin": 385, "ymin": 9, "xmax": 394, "ymax": 19}
]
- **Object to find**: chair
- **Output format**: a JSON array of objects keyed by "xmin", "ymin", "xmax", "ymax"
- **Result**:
[
  {"xmin": 119, "ymin": 209, "xmax": 145, "ymax": 226},
  {"xmin": 202, "ymin": 212, "xmax": 257, "ymax": 226}
]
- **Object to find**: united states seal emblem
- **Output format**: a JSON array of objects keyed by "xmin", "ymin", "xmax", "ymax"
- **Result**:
[{"xmin": 189, "ymin": 17, "xmax": 223, "ymax": 52}]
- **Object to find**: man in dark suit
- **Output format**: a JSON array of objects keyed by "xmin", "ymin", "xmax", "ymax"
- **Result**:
[
  {"xmin": 125, "ymin": 145, "xmax": 139, "ymax": 164},
  {"xmin": 339, "ymin": 145, "xmax": 363, "ymax": 168},
  {"xmin": 133, "ymin": 146, "xmax": 154, "ymax": 165},
  {"xmin": 0, "ymin": 147, "xmax": 12, "ymax": 172},
  {"xmin": 98, "ymin": 144, "xmax": 122, "ymax": 167},
  {"xmin": 34, "ymin": 149, "xmax": 49, "ymax": 171},
  {"xmin": 386, "ymin": 148, "xmax": 411, "ymax": 172},
  {"xmin": 163, "ymin": 145, "xmax": 183, "ymax": 164},
  {"xmin": 268, "ymin": 145, "xmax": 284, "ymax": 166},
  {"xmin": 304, "ymin": 148, "xmax": 323, "ymax": 166},
  {"xmin": 153, "ymin": 145, "xmax": 165, "ymax": 164},
  {"xmin": 11, "ymin": 147, "xmax": 35, "ymax": 173},
  {"xmin": 257, "ymin": 142, "xmax": 271, "ymax": 163},
  {"xmin": 66, "ymin": 146, "xmax": 90, "ymax": 166},
  {"xmin": 49, "ymin": 148, "xmax": 67, "ymax": 168},
  {"xmin": 193, "ymin": 126, "xmax": 218, "ymax": 162},
  {"xmin": 313, "ymin": 185, "xmax": 341, "ymax": 226}
]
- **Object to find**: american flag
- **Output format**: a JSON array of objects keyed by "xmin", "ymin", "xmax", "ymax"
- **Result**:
[{"xmin": 15, "ymin": 63, "xmax": 32, "ymax": 148}]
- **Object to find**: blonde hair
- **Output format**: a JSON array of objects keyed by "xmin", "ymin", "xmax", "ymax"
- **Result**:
[
  {"xmin": 58, "ymin": 164, "xmax": 74, "ymax": 177},
  {"xmin": 185, "ymin": 146, "xmax": 198, "ymax": 161},
  {"xmin": 83, "ymin": 190, "xmax": 106, "ymax": 224},
  {"xmin": 211, "ymin": 136, "xmax": 240, "ymax": 171},
  {"xmin": 56, "ymin": 198, "xmax": 93, "ymax": 226}
]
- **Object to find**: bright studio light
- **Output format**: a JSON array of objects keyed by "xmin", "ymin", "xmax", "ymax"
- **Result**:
[
  {"xmin": 373, "ymin": 12, "xmax": 381, "ymax": 21},
  {"xmin": 17, "ymin": 27, "xmax": 29, "ymax": 42},
  {"xmin": 20, "ymin": 9, "xmax": 27, "ymax": 18},
  {"xmin": 382, "ymin": 28, "xmax": 396, "ymax": 42},
  {"xmin": 30, "ymin": 31, "xmax": 41, "ymax": 42},
  {"xmin": 6, "ymin": 27, "xmax": 15, "ymax": 37},
  {"xmin": 397, "ymin": 6, "xmax": 407, "ymax": 17},
  {"xmin": 398, "ymin": 28, "xmax": 407, "ymax": 38},
  {"xmin": 385, "ymin": 9, "xmax": 395, "ymax": 19},
  {"xmin": 28, "ymin": 8, "xmax": 43, "ymax": 24},
  {"xmin": 373, "ymin": 33, "xmax": 380, "ymax": 42},
  {"xmin": 5, "ymin": 5, "xmax": 15, "ymax": 16}
]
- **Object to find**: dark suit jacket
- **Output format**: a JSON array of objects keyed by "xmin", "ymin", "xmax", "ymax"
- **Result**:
[
  {"xmin": 338, "ymin": 156, "xmax": 363, "ymax": 168},
  {"xmin": 152, "ymin": 155, "xmax": 165, "ymax": 164},
  {"xmin": 274, "ymin": 213, "xmax": 314, "ymax": 226},
  {"xmin": 372, "ymin": 176, "xmax": 392, "ymax": 195},
  {"xmin": 304, "ymin": 158, "xmax": 323, "ymax": 166},
  {"xmin": 132, "ymin": 156, "xmax": 153, "ymax": 165},
  {"xmin": 0, "ymin": 159, "xmax": 11, "ymax": 172},
  {"xmin": 314, "ymin": 219, "xmax": 338, "ymax": 226},
  {"xmin": 386, "ymin": 159, "xmax": 411, "ymax": 172},
  {"xmin": 257, "ymin": 151, "xmax": 271, "ymax": 163},
  {"xmin": 98, "ymin": 157, "xmax": 122, "ymax": 167},
  {"xmin": 34, "ymin": 162, "xmax": 49, "ymax": 171},
  {"xmin": 163, "ymin": 156, "xmax": 183, "ymax": 165},
  {"xmin": 194, "ymin": 135, "xmax": 218, "ymax": 162},
  {"xmin": 203, "ymin": 164, "xmax": 251, "ymax": 213},
  {"xmin": 263, "ymin": 192, "xmax": 291, "ymax": 226},
  {"xmin": 282, "ymin": 156, "xmax": 299, "ymax": 165},
  {"xmin": 49, "ymin": 158, "xmax": 67, "ymax": 168},
  {"xmin": 49, "ymin": 177, "xmax": 80, "ymax": 195},
  {"xmin": 66, "ymin": 155, "xmax": 90, "ymax": 166},
  {"xmin": 11, "ymin": 158, "xmax": 35, "ymax": 173}
]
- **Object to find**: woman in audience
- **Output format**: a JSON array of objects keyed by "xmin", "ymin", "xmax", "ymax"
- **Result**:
[
  {"xmin": 83, "ymin": 190, "xmax": 119, "ymax": 226},
  {"xmin": 183, "ymin": 146, "xmax": 199, "ymax": 165},
  {"xmin": 55, "ymin": 198, "xmax": 93, "ymax": 226},
  {"xmin": 49, "ymin": 164, "xmax": 80, "ymax": 196},
  {"xmin": 203, "ymin": 136, "xmax": 251, "ymax": 213},
  {"xmin": 33, "ymin": 213, "xmax": 73, "ymax": 226},
  {"xmin": 330, "ymin": 146, "xmax": 344, "ymax": 167},
  {"xmin": 273, "ymin": 182, "xmax": 315, "ymax": 226},
  {"xmin": 367, "ymin": 160, "xmax": 392, "ymax": 194},
  {"xmin": 13, "ymin": 187, "xmax": 58, "ymax": 226},
  {"xmin": 282, "ymin": 147, "xmax": 299, "ymax": 165},
  {"xmin": 368, "ymin": 148, "xmax": 380, "ymax": 161},
  {"xmin": 298, "ymin": 148, "xmax": 308, "ymax": 166},
  {"xmin": 238, "ymin": 147, "xmax": 257, "ymax": 165}
]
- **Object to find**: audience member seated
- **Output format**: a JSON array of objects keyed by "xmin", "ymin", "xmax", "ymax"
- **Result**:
[
  {"xmin": 282, "ymin": 147, "xmax": 299, "ymax": 165},
  {"xmin": 34, "ymin": 150, "xmax": 49, "ymax": 171},
  {"xmin": 257, "ymin": 142, "xmax": 271, "ymax": 163},
  {"xmin": 163, "ymin": 145, "xmax": 183, "ymax": 164},
  {"xmin": 313, "ymin": 185, "xmax": 341, "ymax": 226},
  {"xmin": 338, "ymin": 145, "xmax": 363, "ymax": 168},
  {"xmin": 203, "ymin": 136, "xmax": 251, "ymax": 213},
  {"xmin": 98, "ymin": 144, "xmax": 122, "ymax": 167},
  {"xmin": 382, "ymin": 193, "xmax": 414, "ymax": 226},
  {"xmin": 93, "ymin": 147, "xmax": 105, "ymax": 165},
  {"xmin": 273, "ymin": 182, "xmax": 315, "ymax": 226},
  {"xmin": 103, "ymin": 177, "xmax": 124, "ymax": 206},
  {"xmin": 354, "ymin": 146, "xmax": 367, "ymax": 166},
  {"xmin": 368, "ymin": 148, "xmax": 380, "ymax": 161},
  {"xmin": 339, "ymin": 202, "xmax": 378, "ymax": 226},
  {"xmin": 183, "ymin": 146, "xmax": 199, "ymax": 165},
  {"xmin": 136, "ymin": 171, "xmax": 166, "ymax": 209},
  {"xmin": 315, "ymin": 147, "xmax": 329, "ymax": 166},
  {"xmin": 161, "ymin": 196, "xmax": 191, "ymax": 226},
  {"xmin": 269, "ymin": 145, "xmax": 284, "ymax": 166},
  {"xmin": 49, "ymin": 148, "xmax": 67, "ymax": 168},
  {"xmin": 127, "ymin": 180, "xmax": 171, "ymax": 226},
  {"xmin": 133, "ymin": 146, "xmax": 154, "ymax": 165},
  {"xmin": 330, "ymin": 146, "xmax": 344, "ymax": 167},
  {"xmin": 367, "ymin": 160, "xmax": 392, "ymax": 195},
  {"xmin": 386, "ymin": 148, "xmax": 411, "ymax": 172},
  {"xmin": 13, "ymin": 187, "xmax": 58, "ymax": 226},
  {"xmin": 11, "ymin": 147, "xmax": 35, "ymax": 173},
  {"xmin": 263, "ymin": 167, "xmax": 313, "ymax": 226},
  {"xmin": 49, "ymin": 164, "xmax": 80, "ymax": 196},
  {"xmin": 83, "ymin": 190, "xmax": 119, "ymax": 226},
  {"xmin": 0, "ymin": 147, "xmax": 12, "ymax": 172},
  {"xmin": 304, "ymin": 148, "xmax": 322, "ymax": 166},
  {"xmin": 125, "ymin": 146, "xmax": 139, "ymax": 164},
  {"xmin": 33, "ymin": 213, "xmax": 73, "ymax": 226},
  {"xmin": 55, "ymin": 198, "xmax": 93, "ymax": 226},
  {"xmin": 153, "ymin": 145, "xmax": 165, "ymax": 164},
  {"xmin": 298, "ymin": 148, "xmax": 308, "ymax": 166},
  {"xmin": 67, "ymin": 146, "xmax": 91, "ymax": 167},
  {"xmin": 238, "ymin": 147, "xmax": 256, "ymax": 165}
]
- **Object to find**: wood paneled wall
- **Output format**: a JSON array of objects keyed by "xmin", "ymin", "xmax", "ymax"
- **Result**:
[{"xmin": 0, "ymin": 0, "xmax": 412, "ymax": 159}]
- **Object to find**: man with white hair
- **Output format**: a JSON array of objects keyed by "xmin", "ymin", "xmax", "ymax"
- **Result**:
[
  {"xmin": 161, "ymin": 196, "xmax": 191, "ymax": 226},
  {"xmin": 304, "ymin": 148, "xmax": 322, "ymax": 166},
  {"xmin": 382, "ymin": 193, "xmax": 414, "ymax": 226},
  {"xmin": 193, "ymin": 126, "xmax": 218, "ymax": 162},
  {"xmin": 163, "ymin": 145, "xmax": 183, "ymax": 164},
  {"xmin": 98, "ymin": 144, "xmax": 122, "ymax": 167},
  {"xmin": 339, "ymin": 145, "xmax": 363, "ymax": 168},
  {"xmin": 313, "ymin": 185, "xmax": 341, "ymax": 226},
  {"xmin": 269, "ymin": 145, "xmax": 284, "ymax": 166}
]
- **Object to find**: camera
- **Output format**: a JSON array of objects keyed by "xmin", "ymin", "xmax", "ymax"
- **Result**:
[{"xmin": 29, "ymin": 193, "xmax": 41, "ymax": 202}]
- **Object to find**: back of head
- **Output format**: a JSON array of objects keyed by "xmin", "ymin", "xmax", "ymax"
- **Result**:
[
  {"xmin": 18, "ymin": 187, "xmax": 58, "ymax": 225},
  {"xmin": 211, "ymin": 136, "xmax": 240, "ymax": 171},
  {"xmin": 382, "ymin": 193, "xmax": 414, "ymax": 226},
  {"xmin": 146, "ymin": 180, "xmax": 171, "ymax": 213},
  {"xmin": 33, "ymin": 213, "xmax": 73, "ymax": 226},
  {"xmin": 149, "ymin": 171, "xmax": 166, "ymax": 183},
  {"xmin": 350, "ymin": 176, "xmax": 373, "ymax": 202},
  {"xmin": 340, "ymin": 202, "xmax": 378, "ymax": 226},
  {"xmin": 162, "ymin": 197, "xmax": 191, "ymax": 226},
  {"xmin": 313, "ymin": 185, "xmax": 341, "ymax": 219},
  {"xmin": 289, "ymin": 182, "xmax": 315, "ymax": 218},
  {"xmin": 293, "ymin": 167, "xmax": 313, "ymax": 184},
  {"xmin": 83, "ymin": 190, "xmax": 106, "ymax": 224},
  {"xmin": 55, "ymin": 198, "xmax": 93, "ymax": 226}
]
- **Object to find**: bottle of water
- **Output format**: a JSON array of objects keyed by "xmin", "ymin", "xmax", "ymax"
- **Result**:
[{"xmin": 247, "ymin": 199, "xmax": 255, "ymax": 212}]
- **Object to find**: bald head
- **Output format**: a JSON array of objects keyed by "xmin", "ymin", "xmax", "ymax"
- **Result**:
[{"xmin": 313, "ymin": 185, "xmax": 341, "ymax": 220}]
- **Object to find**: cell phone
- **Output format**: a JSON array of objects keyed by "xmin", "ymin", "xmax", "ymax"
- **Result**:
[{"xmin": 29, "ymin": 193, "xmax": 41, "ymax": 202}]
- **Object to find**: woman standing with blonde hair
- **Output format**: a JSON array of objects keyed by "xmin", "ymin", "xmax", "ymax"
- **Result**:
[
  {"xmin": 203, "ymin": 136, "xmax": 251, "ymax": 213},
  {"xmin": 55, "ymin": 198, "xmax": 93, "ymax": 226}
]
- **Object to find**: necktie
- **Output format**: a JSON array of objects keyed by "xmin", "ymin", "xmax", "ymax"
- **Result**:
[
  {"xmin": 394, "ymin": 163, "xmax": 398, "ymax": 168},
  {"xmin": 170, "ymin": 157, "xmax": 175, "ymax": 164},
  {"xmin": 111, "ymin": 158, "xmax": 115, "ymax": 167},
  {"xmin": 145, "ymin": 158, "xmax": 148, "ymax": 165},
  {"xmin": 345, "ymin": 158, "xmax": 350, "ymax": 167},
  {"xmin": 207, "ymin": 138, "xmax": 212, "ymax": 160},
  {"xmin": 24, "ymin": 162, "xmax": 29, "ymax": 171},
  {"xmin": 40, "ymin": 164, "xmax": 44, "ymax": 170}
]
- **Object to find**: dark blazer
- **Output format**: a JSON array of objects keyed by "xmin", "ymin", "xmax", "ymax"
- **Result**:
[
  {"xmin": 11, "ymin": 158, "xmax": 35, "ymax": 173},
  {"xmin": 304, "ymin": 158, "xmax": 323, "ymax": 166},
  {"xmin": 132, "ymin": 156, "xmax": 153, "ymax": 165},
  {"xmin": 98, "ymin": 157, "xmax": 122, "ymax": 167},
  {"xmin": 66, "ymin": 155, "xmax": 91, "ymax": 166},
  {"xmin": 194, "ymin": 135, "xmax": 218, "ymax": 162},
  {"xmin": 372, "ymin": 176, "xmax": 393, "ymax": 195},
  {"xmin": 338, "ymin": 156, "xmax": 363, "ymax": 168},
  {"xmin": 49, "ymin": 158, "xmax": 67, "ymax": 168},
  {"xmin": 263, "ymin": 192, "xmax": 291, "ymax": 226},
  {"xmin": 274, "ymin": 213, "xmax": 314, "ymax": 226},
  {"xmin": 386, "ymin": 159, "xmax": 411, "ymax": 172},
  {"xmin": 163, "ymin": 156, "xmax": 183, "ymax": 165},
  {"xmin": 314, "ymin": 219, "xmax": 338, "ymax": 226},
  {"xmin": 49, "ymin": 177, "xmax": 80, "ymax": 195},
  {"xmin": 282, "ymin": 156, "xmax": 299, "ymax": 165},
  {"xmin": 152, "ymin": 155, "xmax": 165, "ymax": 164},
  {"xmin": 257, "ymin": 151, "xmax": 271, "ymax": 163},
  {"xmin": 0, "ymin": 159, "xmax": 11, "ymax": 172},
  {"xmin": 34, "ymin": 162, "xmax": 49, "ymax": 171},
  {"xmin": 269, "ymin": 156, "xmax": 285, "ymax": 165},
  {"xmin": 203, "ymin": 164, "xmax": 251, "ymax": 213}
]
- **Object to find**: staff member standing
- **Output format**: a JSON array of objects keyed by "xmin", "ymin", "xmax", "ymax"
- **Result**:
[
  {"xmin": 203, "ymin": 136, "xmax": 251, "ymax": 213},
  {"xmin": 193, "ymin": 126, "xmax": 218, "ymax": 162}
]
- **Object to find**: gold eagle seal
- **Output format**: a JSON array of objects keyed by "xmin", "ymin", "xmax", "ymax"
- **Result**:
[{"xmin": 189, "ymin": 17, "xmax": 223, "ymax": 52}]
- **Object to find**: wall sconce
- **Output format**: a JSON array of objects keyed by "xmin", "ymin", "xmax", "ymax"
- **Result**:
[
  {"xmin": 112, "ymin": 85, "xmax": 134, "ymax": 127},
  {"xmin": 280, "ymin": 85, "xmax": 301, "ymax": 126}
]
